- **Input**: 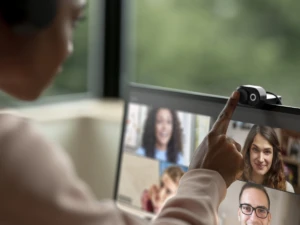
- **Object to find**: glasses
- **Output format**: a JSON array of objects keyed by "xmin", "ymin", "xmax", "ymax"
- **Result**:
[{"xmin": 239, "ymin": 204, "xmax": 269, "ymax": 219}]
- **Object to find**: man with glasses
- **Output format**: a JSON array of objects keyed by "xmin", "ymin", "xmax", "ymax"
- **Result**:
[{"xmin": 238, "ymin": 182, "xmax": 272, "ymax": 225}]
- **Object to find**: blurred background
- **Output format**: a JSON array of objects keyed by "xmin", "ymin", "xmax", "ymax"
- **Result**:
[
  {"xmin": 2, "ymin": 0, "xmax": 300, "ymax": 107},
  {"xmin": 128, "ymin": 0, "xmax": 300, "ymax": 107}
]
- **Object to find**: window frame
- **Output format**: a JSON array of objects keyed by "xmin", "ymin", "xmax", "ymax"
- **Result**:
[{"xmin": 0, "ymin": 0, "xmax": 124, "ymax": 108}]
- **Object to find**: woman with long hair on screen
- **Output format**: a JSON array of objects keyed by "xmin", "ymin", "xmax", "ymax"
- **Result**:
[
  {"xmin": 136, "ymin": 107, "xmax": 184, "ymax": 165},
  {"xmin": 141, "ymin": 165, "xmax": 185, "ymax": 214},
  {"xmin": 241, "ymin": 125, "xmax": 294, "ymax": 192}
]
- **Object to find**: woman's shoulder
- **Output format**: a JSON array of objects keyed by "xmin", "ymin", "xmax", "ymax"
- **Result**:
[
  {"xmin": 136, "ymin": 146, "xmax": 146, "ymax": 155},
  {"xmin": 0, "ymin": 112, "xmax": 32, "ymax": 139},
  {"xmin": 177, "ymin": 152, "xmax": 185, "ymax": 165},
  {"xmin": 285, "ymin": 181, "xmax": 295, "ymax": 193}
]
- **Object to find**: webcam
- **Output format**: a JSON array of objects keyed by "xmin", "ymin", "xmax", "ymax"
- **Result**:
[{"xmin": 236, "ymin": 85, "xmax": 282, "ymax": 107}]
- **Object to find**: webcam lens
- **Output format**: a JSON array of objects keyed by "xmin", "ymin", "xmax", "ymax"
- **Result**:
[{"xmin": 250, "ymin": 93, "xmax": 257, "ymax": 102}]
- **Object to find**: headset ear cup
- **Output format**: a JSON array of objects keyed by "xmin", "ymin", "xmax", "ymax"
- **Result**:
[
  {"xmin": 26, "ymin": 0, "xmax": 57, "ymax": 29},
  {"xmin": 0, "ymin": 0, "xmax": 57, "ymax": 34}
]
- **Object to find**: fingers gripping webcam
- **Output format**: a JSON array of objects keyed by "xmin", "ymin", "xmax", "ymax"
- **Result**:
[{"xmin": 237, "ymin": 85, "xmax": 282, "ymax": 107}]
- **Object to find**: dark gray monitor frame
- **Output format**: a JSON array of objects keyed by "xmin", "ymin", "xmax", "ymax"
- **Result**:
[{"xmin": 114, "ymin": 83, "xmax": 300, "ymax": 200}]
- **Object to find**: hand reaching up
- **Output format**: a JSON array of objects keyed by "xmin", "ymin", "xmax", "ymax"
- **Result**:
[{"xmin": 189, "ymin": 91, "xmax": 244, "ymax": 188}]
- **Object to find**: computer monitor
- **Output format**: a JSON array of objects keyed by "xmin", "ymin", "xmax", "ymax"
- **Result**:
[{"xmin": 115, "ymin": 83, "xmax": 300, "ymax": 224}]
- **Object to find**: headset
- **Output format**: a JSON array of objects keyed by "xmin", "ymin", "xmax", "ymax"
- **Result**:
[{"xmin": 0, "ymin": 0, "xmax": 57, "ymax": 34}]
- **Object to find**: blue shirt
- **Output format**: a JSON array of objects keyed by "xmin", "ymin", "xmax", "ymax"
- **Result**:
[{"xmin": 136, "ymin": 147, "xmax": 185, "ymax": 165}]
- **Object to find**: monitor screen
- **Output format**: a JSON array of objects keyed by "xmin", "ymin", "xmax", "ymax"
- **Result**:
[{"xmin": 115, "ymin": 83, "xmax": 300, "ymax": 224}]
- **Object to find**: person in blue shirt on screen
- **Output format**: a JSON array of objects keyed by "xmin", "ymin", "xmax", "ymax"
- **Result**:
[{"xmin": 136, "ymin": 107, "xmax": 185, "ymax": 165}]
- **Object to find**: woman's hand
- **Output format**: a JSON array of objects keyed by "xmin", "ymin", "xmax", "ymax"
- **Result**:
[
  {"xmin": 189, "ymin": 91, "xmax": 244, "ymax": 188},
  {"xmin": 141, "ymin": 189, "xmax": 150, "ymax": 211}
]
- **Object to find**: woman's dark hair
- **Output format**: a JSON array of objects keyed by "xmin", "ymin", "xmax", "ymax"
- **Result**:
[
  {"xmin": 142, "ymin": 108, "xmax": 182, "ymax": 163},
  {"xmin": 241, "ymin": 125, "xmax": 286, "ymax": 191}
]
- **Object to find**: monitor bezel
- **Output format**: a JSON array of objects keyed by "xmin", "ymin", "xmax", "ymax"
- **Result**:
[{"xmin": 114, "ymin": 82, "xmax": 300, "ymax": 211}]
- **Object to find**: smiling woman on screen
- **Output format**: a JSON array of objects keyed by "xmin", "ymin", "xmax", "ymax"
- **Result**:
[
  {"xmin": 240, "ymin": 125, "xmax": 294, "ymax": 193},
  {"xmin": 136, "ymin": 107, "xmax": 184, "ymax": 165}
]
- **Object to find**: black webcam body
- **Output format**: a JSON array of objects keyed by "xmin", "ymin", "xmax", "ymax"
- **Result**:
[{"xmin": 237, "ymin": 85, "xmax": 282, "ymax": 107}]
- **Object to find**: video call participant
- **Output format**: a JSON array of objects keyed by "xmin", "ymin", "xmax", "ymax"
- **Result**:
[
  {"xmin": 240, "ymin": 125, "xmax": 294, "ymax": 192},
  {"xmin": 141, "ymin": 166, "xmax": 185, "ymax": 214},
  {"xmin": 136, "ymin": 107, "xmax": 184, "ymax": 165},
  {"xmin": 238, "ymin": 182, "xmax": 272, "ymax": 225},
  {"xmin": 0, "ymin": 0, "xmax": 244, "ymax": 224}
]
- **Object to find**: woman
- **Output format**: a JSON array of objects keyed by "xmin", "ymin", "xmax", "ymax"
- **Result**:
[
  {"xmin": 241, "ymin": 125, "xmax": 294, "ymax": 192},
  {"xmin": 0, "ymin": 0, "xmax": 245, "ymax": 224},
  {"xmin": 141, "ymin": 166, "xmax": 185, "ymax": 214},
  {"xmin": 136, "ymin": 107, "xmax": 184, "ymax": 165}
]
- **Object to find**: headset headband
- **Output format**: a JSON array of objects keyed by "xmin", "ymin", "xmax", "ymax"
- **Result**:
[{"xmin": 0, "ymin": 0, "xmax": 57, "ymax": 34}]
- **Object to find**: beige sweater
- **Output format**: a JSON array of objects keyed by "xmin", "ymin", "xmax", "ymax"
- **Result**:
[{"xmin": 0, "ymin": 113, "xmax": 226, "ymax": 225}]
